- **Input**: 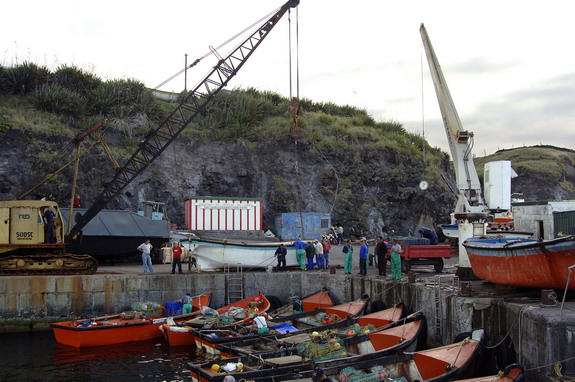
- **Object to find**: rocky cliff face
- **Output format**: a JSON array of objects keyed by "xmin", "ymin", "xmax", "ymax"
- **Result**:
[
  {"xmin": 0, "ymin": 128, "xmax": 456, "ymax": 239},
  {"xmin": 3, "ymin": 122, "xmax": 573, "ymax": 240}
]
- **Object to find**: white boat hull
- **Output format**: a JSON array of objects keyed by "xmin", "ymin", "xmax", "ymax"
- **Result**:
[
  {"xmin": 182, "ymin": 239, "xmax": 299, "ymax": 270},
  {"xmin": 439, "ymin": 224, "xmax": 533, "ymax": 239}
]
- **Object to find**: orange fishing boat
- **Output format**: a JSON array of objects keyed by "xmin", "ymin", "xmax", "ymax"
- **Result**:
[
  {"xmin": 457, "ymin": 364, "xmax": 524, "ymax": 382},
  {"xmin": 161, "ymin": 292, "xmax": 270, "ymax": 348},
  {"xmin": 51, "ymin": 292, "xmax": 211, "ymax": 348},
  {"xmin": 294, "ymin": 297, "xmax": 369, "ymax": 326},
  {"xmin": 357, "ymin": 303, "xmax": 404, "ymax": 327},
  {"xmin": 463, "ymin": 236, "xmax": 575, "ymax": 289},
  {"xmin": 301, "ymin": 290, "xmax": 339, "ymax": 311}
]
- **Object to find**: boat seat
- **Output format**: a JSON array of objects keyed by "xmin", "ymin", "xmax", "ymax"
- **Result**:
[
  {"xmin": 264, "ymin": 355, "xmax": 303, "ymax": 366},
  {"xmin": 278, "ymin": 334, "xmax": 311, "ymax": 344}
]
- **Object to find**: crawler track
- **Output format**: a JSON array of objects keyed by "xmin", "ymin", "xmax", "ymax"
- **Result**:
[{"xmin": 0, "ymin": 254, "xmax": 98, "ymax": 275}]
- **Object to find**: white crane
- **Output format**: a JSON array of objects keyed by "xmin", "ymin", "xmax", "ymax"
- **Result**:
[{"xmin": 419, "ymin": 23, "xmax": 489, "ymax": 279}]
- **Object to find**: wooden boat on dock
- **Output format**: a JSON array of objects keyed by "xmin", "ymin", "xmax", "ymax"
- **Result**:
[
  {"xmin": 50, "ymin": 292, "xmax": 211, "ymax": 348},
  {"xmin": 190, "ymin": 315, "xmax": 427, "ymax": 382},
  {"xmin": 161, "ymin": 292, "xmax": 270, "ymax": 347},
  {"xmin": 463, "ymin": 235, "xmax": 575, "ymax": 289},
  {"xmin": 457, "ymin": 363, "xmax": 524, "ymax": 382},
  {"xmin": 183, "ymin": 237, "xmax": 298, "ymax": 270}
]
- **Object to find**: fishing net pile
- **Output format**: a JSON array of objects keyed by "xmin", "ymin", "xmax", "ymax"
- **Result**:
[
  {"xmin": 306, "ymin": 312, "xmax": 342, "ymax": 326},
  {"xmin": 337, "ymin": 323, "xmax": 377, "ymax": 336},
  {"xmin": 297, "ymin": 337, "xmax": 347, "ymax": 362},
  {"xmin": 120, "ymin": 301, "xmax": 163, "ymax": 319},
  {"xmin": 339, "ymin": 366, "xmax": 407, "ymax": 382}
]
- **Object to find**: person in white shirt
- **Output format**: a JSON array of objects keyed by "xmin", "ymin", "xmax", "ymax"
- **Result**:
[
  {"xmin": 314, "ymin": 240, "xmax": 324, "ymax": 269},
  {"xmin": 137, "ymin": 239, "xmax": 154, "ymax": 274}
]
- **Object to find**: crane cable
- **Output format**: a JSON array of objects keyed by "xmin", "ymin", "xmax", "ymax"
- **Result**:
[
  {"xmin": 153, "ymin": 7, "xmax": 280, "ymax": 91},
  {"xmin": 288, "ymin": 6, "xmax": 306, "ymax": 238}
]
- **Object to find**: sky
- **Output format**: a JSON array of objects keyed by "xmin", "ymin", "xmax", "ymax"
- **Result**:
[{"xmin": 2, "ymin": 0, "xmax": 574, "ymax": 157}]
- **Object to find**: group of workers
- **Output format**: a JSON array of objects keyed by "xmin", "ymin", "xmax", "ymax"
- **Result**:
[{"xmin": 288, "ymin": 238, "xmax": 332, "ymax": 271}]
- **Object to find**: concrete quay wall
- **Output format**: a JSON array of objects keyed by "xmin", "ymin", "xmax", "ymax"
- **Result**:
[{"xmin": 1, "ymin": 272, "xmax": 574, "ymax": 382}]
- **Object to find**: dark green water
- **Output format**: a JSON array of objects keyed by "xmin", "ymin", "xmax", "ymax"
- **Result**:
[{"xmin": 0, "ymin": 331, "xmax": 204, "ymax": 382}]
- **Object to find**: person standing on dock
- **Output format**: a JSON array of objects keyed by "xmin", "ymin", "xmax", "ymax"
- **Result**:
[
  {"xmin": 314, "ymin": 240, "xmax": 324, "ymax": 270},
  {"xmin": 322, "ymin": 238, "xmax": 331, "ymax": 269},
  {"xmin": 171, "ymin": 242, "xmax": 183, "ymax": 274},
  {"xmin": 390, "ymin": 239, "xmax": 403, "ymax": 280},
  {"xmin": 305, "ymin": 240, "xmax": 316, "ymax": 271},
  {"xmin": 359, "ymin": 238, "xmax": 368, "ymax": 276},
  {"xmin": 375, "ymin": 236, "xmax": 388, "ymax": 277},
  {"xmin": 274, "ymin": 243, "xmax": 287, "ymax": 271},
  {"xmin": 292, "ymin": 237, "xmax": 308, "ymax": 270},
  {"xmin": 342, "ymin": 239, "xmax": 353, "ymax": 274},
  {"xmin": 137, "ymin": 239, "xmax": 154, "ymax": 274},
  {"xmin": 337, "ymin": 224, "xmax": 344, "ymax": 244}
]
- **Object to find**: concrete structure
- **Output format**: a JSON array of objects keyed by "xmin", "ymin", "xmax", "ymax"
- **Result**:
[
  {"xmin": 185, "ymin": 196, "xmax": 263, "ymax": 231},
  {"xmin": 1, "ymin": 271, "xmax": 574, "ymax": 382},
  {"xmin": 513, "ymin": 201, "xmax": 575, "ymax": 239}
]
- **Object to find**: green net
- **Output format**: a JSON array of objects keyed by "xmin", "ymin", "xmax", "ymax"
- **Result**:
[
  {"xmin": 218, "ymin": 316, "xmax": 237, "ymax": 326},
  {"xmin": 338, "ymin": 323, "xmax": 377, "ymax": 336},
  {"xmin": 129, "ymin": 302, "xmax": 163, "ymax": 318},
  {"xmin": 305, "ymin": 312, "xmax": 342, "ymax": 326},
  {"xmin": 339, "ymin": 366, "xmax": 408, "ymax": 382},
  {"xmin": 297, "ymin": 338, "xmax": 347, "ymax": 362}
]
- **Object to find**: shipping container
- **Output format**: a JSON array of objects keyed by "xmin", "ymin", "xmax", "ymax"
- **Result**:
[
  {"xmin": 274, "ymin": 212, "xmax": 331, "ymax": 240},
  {"xmin": 184, "ymin": 196, "xmax": 262, "ymax": 231},
  {"xmin": 553, "ymin": 210, "xmax": 575, "ymax": 237}
]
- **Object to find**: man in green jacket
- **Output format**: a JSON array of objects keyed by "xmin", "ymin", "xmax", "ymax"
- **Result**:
[{"xmin": 342, "ymin": 239, "xmax": 353, "ymax": 274}]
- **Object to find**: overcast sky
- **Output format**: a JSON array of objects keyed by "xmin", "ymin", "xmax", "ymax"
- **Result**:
[{"xmin": 2, "ymin": 0, "xmax": 574, "ymax": 157}]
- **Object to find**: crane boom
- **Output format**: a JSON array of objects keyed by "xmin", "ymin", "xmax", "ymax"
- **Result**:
[
  {"xmin": 67, "ymin": 0, "xmax": 300, "ymax": 240},
  {"xmin": 419, "ymin": 23, "xmax": 486, "ymax": 215}
]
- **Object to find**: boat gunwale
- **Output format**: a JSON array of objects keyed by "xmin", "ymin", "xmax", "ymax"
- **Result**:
[{"xmin": 463, "ymin": 235, "xmax": 575, "ymax": 251}]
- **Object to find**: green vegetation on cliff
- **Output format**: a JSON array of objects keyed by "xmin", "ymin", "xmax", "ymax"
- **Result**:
[{"xmin": 0, "ymin": 62, "xmax": 454, "ymax": 236}]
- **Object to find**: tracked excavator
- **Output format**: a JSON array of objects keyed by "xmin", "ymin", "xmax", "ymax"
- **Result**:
[{"xmin": 0, "ymin": 0, "xmax": 299, "ymax": 275}]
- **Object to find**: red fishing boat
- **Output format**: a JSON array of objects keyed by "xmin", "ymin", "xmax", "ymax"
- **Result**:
[
  {"xmin": 50, "ymin": 292, "xmax": 211, "ymax": 348},
  {"xmin": 294, "ymin": 297, "xmax": 369, "ymax": 327},
  {"xmin": 357, "ymin": 303, "xmax": 404, "ymax": 327},
  {"xmin": 457, "ymin": 364, "xmax": 524, "ymax": 382},
  {"xmin": 463, "ymin": 236, "xmax": 575, "ymax": 289},
  {"xmin": 161, "ymin": 292, "xmax": 270, "ymax": 348}
]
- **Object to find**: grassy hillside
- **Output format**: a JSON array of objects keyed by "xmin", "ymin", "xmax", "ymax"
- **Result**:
[
  {"xmin": 0, "ymin": 62, "xmax": 448, "ymax": 191},
  {"xmin": 474, "ymin": 146, "xmax": 575, "ymax": 199}
]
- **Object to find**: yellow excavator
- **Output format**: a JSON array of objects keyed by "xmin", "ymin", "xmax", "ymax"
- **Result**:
[{"xmin": 0, "ymin": 200, "xmax": 98, "ymax": 275}]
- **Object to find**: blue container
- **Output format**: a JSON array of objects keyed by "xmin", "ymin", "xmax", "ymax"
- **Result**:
[
  {"xmin": 164, "ymin": 301, "xmax": 182, "ymax": 317},
  {"xmin": 274, "ymin": 212, "xmax": 331, "ymax": 241}
]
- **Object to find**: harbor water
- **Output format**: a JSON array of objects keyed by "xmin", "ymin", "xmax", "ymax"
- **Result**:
[{"xmin": 0, "ymin": 330, "xmax": 204, "ymax": 381}]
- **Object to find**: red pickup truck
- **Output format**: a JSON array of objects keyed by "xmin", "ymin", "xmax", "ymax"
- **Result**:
[{"xmin": 400, "ymin": 245, "xmax": 451, "ymax": 273}]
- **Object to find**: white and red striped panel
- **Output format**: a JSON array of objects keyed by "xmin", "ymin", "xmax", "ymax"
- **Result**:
[{"xmin": 184, "ymin": 198, "xmax": 262, "ymax": 231}]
